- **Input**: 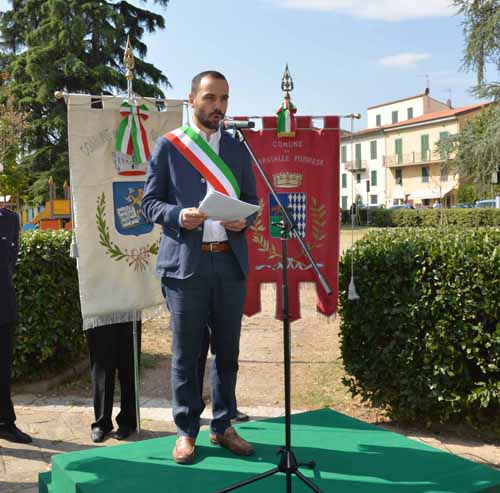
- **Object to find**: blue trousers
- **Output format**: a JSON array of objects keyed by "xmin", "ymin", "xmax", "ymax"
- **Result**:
[
  {"xmin": 198, "ymin": 326, "xmax": 238, "ymax": 417},
  {"xmin": 161, "ymin": 251, "xmax": 246, "ymax": 438}
]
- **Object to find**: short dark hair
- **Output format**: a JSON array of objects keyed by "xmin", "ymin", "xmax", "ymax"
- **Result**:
[{"xmin": 191, "ymin": 70, "xmax": 227, "ymax": 94}]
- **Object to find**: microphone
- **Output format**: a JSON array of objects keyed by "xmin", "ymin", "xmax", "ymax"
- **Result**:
[{"xmin": 220, "ymin": 119, "xmax": 255, "ymax": 130}]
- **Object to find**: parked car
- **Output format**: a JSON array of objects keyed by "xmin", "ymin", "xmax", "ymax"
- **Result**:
[
  {"xmin": 389, "ymin": 204, "xmax": 415, "ymax": 210},
  {"xmin": 475, "ymin": 199, "xmax": 496, "ymax": 209},
  {"xmin": 451, "ymin": 203, "xmax": 475, "ymax": 208}
]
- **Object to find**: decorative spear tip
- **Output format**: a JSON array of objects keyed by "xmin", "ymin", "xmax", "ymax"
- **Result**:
[
  {"xmin": 124, "ymin": 35, "xmax": 135, "ymax": 81},
  {"xmin": 281, "ymin": 63, "xmax": 294, "ymax": 98}
]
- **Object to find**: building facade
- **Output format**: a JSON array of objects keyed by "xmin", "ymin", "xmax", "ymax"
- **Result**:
[
  {"xmin": 340, "ymin": 90, "xmax": 488, "ymax": 209},
  {"xmin": 340, "ymin": 129, "xmax": 385, "ymax": 209}
]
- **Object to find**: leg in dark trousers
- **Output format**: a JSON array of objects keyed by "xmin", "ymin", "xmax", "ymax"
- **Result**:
[
  {"xmin": 0, "ymin": 323, "xmax": 15, "ymax": 427},
  {"xmin": 86, "ymin": 321, "xmax": 142, "ymax": 436},
  {"xmin": 86, "ymin": 325, "xmax": 118, "ymax": 433},
  {"xmin": 116, "ymin": 321, "xmax": 141, "ymax": 430},
  {"xmin": 198, "ymin": 323, "xmax": 242, "ymax": 419},
  {"xmin": 198, "ymin": 325, "xmax": 211, "ymax": 400}
]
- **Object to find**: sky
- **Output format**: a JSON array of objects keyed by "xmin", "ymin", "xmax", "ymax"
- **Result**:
[{"xmin": 0, "ymin": 0, "xmax": 494, "ymax": 131}]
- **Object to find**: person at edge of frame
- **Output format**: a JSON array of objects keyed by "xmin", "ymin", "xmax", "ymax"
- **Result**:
[
  {"xmin": 85, "ymin": 319, "xmax": 142, "ymax": 443},
  {"xmin": 141, "ymin": 70, "xmax": 258, "ymax": 464},
  {"xmin": 0, "ymin": 207, "xmax": 32, "ymax": 444}
]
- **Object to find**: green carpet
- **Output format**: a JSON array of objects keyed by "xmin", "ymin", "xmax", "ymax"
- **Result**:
[{"xmin": 38, "ymin": 409, "xmax": 500, "ymax": 493}]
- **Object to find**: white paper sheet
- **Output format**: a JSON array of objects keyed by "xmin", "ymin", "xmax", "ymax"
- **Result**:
[{"xmin": 198, "ymin": 190, "xmax": 260, "ymax": 221}]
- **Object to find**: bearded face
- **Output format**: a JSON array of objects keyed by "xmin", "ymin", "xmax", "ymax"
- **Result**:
[{"xmin": 189, "ymin": 76, "xmax": 229, "ymax": 132}]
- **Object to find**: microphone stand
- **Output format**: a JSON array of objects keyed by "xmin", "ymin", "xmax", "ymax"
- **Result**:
[{"xmin": 216, "ymin": 127, "xmax": 332, "ymax": 493}]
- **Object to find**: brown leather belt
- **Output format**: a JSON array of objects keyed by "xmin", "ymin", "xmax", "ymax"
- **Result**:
[{"xmin": 201, "ymin": 241, "xmax": 231, "ymax": 253}]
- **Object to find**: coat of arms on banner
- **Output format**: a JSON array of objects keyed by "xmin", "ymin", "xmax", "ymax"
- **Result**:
[
  {"xmin": 96, "ymin": 189, "xmax": 159, "ymax": 272},
  {"xmin": 112, "ymin": 182, "xmax": 153, "ymax": 236},
  {"xmin": 269, "ymin": 192, "xmax": 306, "ymax": 239}
]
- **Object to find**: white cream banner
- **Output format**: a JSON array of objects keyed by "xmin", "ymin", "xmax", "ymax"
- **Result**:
[{"xmin": 67, "ymin": 95, "xmax": 183, "ymax": 329}]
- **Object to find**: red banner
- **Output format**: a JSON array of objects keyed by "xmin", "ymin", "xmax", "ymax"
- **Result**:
[{"xmin": 242, "ymin": 116, "xmax": 340, "ymax": 322}]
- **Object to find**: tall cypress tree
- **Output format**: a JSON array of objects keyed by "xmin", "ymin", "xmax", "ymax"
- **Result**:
[{"xmin": 0, "ymin": 0, "xmax": 170, "ymax": 203}]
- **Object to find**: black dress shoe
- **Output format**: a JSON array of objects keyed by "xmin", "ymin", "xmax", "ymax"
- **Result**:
[
  {"xmin": 231, "ymin": 410, "xmax": 249, "ymax": 422},
  {"xmin": 115, "ymin": 426, "xmax": 135, "ymax": 440},
  {"xmin": 90, "ymin": 428, "xmax": 108, "ymax": 443},
  {"xmin": 0, "ymin": 424, "xmax": 33, "ymax": 444}
]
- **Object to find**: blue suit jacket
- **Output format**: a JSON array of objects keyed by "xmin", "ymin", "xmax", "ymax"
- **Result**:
[
  {"xmin": 0, "ymin": 208, "xmax": 19, "ymax": 326},
  {"xmin": 142, "ymin": 130, "xmax": 258, "ymax": 279}
]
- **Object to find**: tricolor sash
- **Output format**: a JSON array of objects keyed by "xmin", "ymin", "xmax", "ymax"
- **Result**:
[
  {"xmin": 165, "ymin": 125, "xmax": 240, "ymax": 199},
  {"xmin": 116, "ymin": 102, "xmax": 151, "ymax": 163},
  {"xmin": 277, "ymin": 98, "xmax": 297, "ymax": 137}
]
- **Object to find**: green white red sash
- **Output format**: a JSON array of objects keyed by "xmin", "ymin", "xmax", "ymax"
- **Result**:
[
  {"xmin": 277, "ymin": 97, "xmax": 297, "ymax": 137},
  {"xmin": 116, "ymin": 102, "xmax": 151, "ymax": 163},
  {"xmin": 165, "ymin": 125, "xmax": 240, "ymax": 199}
]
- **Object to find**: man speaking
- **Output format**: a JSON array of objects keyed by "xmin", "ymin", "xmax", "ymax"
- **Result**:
[{"xmin": 142, "ymin": 70, "xmax": 258, "ymax": 464}]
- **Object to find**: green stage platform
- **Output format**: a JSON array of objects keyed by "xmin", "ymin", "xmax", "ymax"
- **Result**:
[{"xmin": 38, "ymin": 409, "xmax": 500, "ymax": 493}]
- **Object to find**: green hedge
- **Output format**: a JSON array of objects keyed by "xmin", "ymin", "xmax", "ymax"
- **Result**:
[
  {"xmin": 14, "ymin": 230, "xmax": 84, "ymax": 380},
  {"xmin": 340, "ymin": 208, "xmax": 500, "ymax": 228},
  {"xmin": 392, "ymin": 208, "xmax": 500, "ymax": 228},
  {"xmin": 339, "ymin": 228, "xmax": 500, "ymax": 429}
]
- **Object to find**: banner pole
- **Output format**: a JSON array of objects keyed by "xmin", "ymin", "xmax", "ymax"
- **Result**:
[{"xmin": 133, "ymin": 311, "xmax": 141, "ymax": 436}]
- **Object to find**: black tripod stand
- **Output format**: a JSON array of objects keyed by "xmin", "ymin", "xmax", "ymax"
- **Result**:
[{"xmin": 216, "ymin": 127, "xmax": 332, "ymax": 493}]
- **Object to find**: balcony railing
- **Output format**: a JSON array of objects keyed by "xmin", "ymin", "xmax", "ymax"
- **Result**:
[
  {"xmin": 384, "ymin": 151, "xmax": 451, "ymax": 168},
  {"xmin": 344, "ymin": 159, "xmax": 367, "ymax": 172}
]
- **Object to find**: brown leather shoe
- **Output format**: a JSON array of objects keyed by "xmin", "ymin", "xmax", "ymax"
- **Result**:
[
  {"xmin": 172, "ymin": 436, "xmax": 196, "ymax": 464},
  {"xmin": 210, "ymin": 427, "xmax": 254, "ymax": 456}
]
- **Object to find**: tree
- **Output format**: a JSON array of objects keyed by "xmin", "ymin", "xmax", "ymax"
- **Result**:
[
  {"xmin": 0, "ymin": 72, "xmax": 30, "ymax": 211},
  {"xmin": 0, "ymin": 0, "xmax": 171, "ymax": 204},
  {"xmin": 446, "ymin": 2, "xmax": 500, "ymax": 200},
  {"xmin": 454, "ymin": 0, "xmax": 500, "ymax": 100},
  {"xmin": 438, "ymin": 105, "xmax": 500, "ymax": 198},
  {"xmin": 457, "ymin": 184, "xmax": 479, "ymax": 204}
]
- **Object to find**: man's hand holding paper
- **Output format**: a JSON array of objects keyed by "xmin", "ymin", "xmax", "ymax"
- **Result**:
[{"xmin": 181, "ymin": 208, "xmax": 208, "ymax": 230}]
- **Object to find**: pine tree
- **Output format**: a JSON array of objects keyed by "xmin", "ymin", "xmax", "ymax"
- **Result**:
[{"xmin": 0, "ymin": 0, "xmax": 171, "ymax": 204}]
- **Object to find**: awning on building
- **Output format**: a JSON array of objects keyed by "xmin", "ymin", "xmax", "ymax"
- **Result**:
[
  {"xmin": 392, "ymin": 188, "xmax": 405, "ymax": 200},
  {"xmin": 408, "ymin": 186, "xmax": 455, "ymax": 201}
]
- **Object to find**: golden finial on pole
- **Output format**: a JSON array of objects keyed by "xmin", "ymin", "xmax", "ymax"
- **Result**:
[
  {"xmin": 124, "ymin": 35, "xmax": 135, "ymax": 81},
  {"xmin": 124, "ymin": 35, "xmax": 135, "ymax": 102},
  {"xmin": 281, "ymin": 63, "xmax": 294, "ymax": 99}
]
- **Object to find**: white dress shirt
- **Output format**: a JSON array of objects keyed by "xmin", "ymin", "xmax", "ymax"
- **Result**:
[{"xmin": 179, "ymin": 122, "xmax": 228, "ymax": 242}]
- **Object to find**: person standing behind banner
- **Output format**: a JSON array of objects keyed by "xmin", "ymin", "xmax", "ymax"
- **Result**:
[
  {"xmin": 0, "ymin": 208, "xmax": 32, "ymax": 444},
  {"xmin": 142, "ymin": 70, "xmax": 258, "ymax": 464},
  {"xmin": 85, "ymin": 320, "xmax": 141, "ymax": 443}
]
